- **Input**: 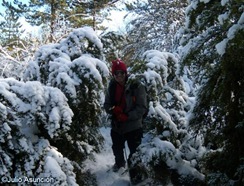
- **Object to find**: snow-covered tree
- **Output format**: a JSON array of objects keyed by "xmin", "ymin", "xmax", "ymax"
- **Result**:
[
  {"xmin": 126, "ymin": 50, "xmax": 205, "ymax": 185},
  {"xmin": 23, "ymin": 26, "xmax": 109, "ymax": 184},
  {"xmin": 100, "ymin": 31, "xmax": 129, "ymax": 62},
  {"xmin": 0, "ymin": 78, "xmax": 79, "ymax": 185},
  {"xmin": 179, "ymin": 0, "xmax": 244, "ymax": 185},
  {"xmin": 69, "ymin": 0, "xmax": 120, "ymax": 30},
  {"xmin": 0, "ymin": 1, "xmax": 30, "ymax": 79},
  {"xmin": 123, "ymin": 0, "xmax": 187, "ymax": 61},
  {"xmin": 0, "ymin": 40, "xmax": 36, "ymax": 80}
]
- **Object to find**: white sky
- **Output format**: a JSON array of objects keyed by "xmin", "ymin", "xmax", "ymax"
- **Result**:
[{"xmin": 101, "ymin": 10, "xmax": 128, "ymax": 33}]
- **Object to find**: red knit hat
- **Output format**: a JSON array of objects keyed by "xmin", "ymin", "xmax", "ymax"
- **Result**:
[{"xmin": 111, "ymin": 59, "xmax": 127, "ymax": 75}]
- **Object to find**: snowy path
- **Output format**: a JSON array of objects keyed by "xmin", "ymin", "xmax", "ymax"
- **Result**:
[{"xmin": 84, "ymin": 127, "xmax": 131, "ymax": 186}]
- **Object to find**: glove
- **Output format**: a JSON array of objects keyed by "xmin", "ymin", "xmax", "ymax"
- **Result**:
[
  {"xmin": 117, "ymin": 113, "xmax": 128, "ymax": 122},
  {"xmin": 113, "ymin": 106, "xmax": 123, "ymax": 116}
]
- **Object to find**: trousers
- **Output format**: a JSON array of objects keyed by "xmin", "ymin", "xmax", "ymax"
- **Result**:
[{"xmin": 110, "ymin": 128, "xmax": 143, "ymax": 167}]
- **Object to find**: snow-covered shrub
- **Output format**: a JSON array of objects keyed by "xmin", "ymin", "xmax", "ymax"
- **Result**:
[
  {"xmin": 179, "ymin": 0, "xmax": 244, "ymax": 184},
  {"xmin": 0, "ymin": 78, "xmax": 77, "ymax": 185},
  {"xmin": 0, "ymin": 48, "xmax": 28, "ymax": 80},
  {"xmin": 0, "ymin": 38, "xmax": 38, "ymax": 80},
  {"xmin": 128, "ymin": 50, "xmax": 205, "ymax": 184},
  {"xmin": 23, "ymin": 27, "xmax": 109, "ymax": 174}
]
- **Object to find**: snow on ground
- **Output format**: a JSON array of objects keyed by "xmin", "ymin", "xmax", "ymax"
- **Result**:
[{"xmin": 84, "ymin": 127, "xmax": 131, "ymax": 186}]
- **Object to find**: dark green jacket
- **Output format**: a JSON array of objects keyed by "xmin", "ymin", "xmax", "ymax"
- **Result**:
[{"xmin": 104, "ymin": 78, "xmax": 147, "ymax": 134}]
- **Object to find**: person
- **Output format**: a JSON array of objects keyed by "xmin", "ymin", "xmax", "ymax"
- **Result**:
[{"xmin": 104, "ymin": 59, "xmax": 147, "ymax": 184}]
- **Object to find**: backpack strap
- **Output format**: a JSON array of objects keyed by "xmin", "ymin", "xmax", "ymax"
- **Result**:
[
  {"xmin": 129, "ymin": 81, "xmax": 148, "ymax": 119},
  {"xmin": 108, "ymin": 79, "xmax": 117, "ymax": 106},
  {"xmin": 108, "ymin": 78, "xmax": 125, "ymax": 107}
]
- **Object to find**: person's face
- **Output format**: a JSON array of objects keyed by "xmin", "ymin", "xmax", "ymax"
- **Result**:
[{"xmin": 114, "ymin": 70, "xmax": 126, "ymax": 84}]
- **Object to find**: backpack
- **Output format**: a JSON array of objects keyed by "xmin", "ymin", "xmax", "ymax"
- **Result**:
[
  {"xmin": 129, "ymin": 80, "xmax": 149, "ymax": 119},
  {"xmin": 108, "ymin": 77, "xmax": 149, "ymax": 119}
]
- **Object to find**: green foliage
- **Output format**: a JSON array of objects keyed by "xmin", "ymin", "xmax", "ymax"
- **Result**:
[
  {"xmin": 180, "ymin": 0, "xmax": 244, "ymax": 183},
  {"xmin": 123, "ymin": 0, "xmax": 187, "ymax": 60},
  {"xmin": 24, "ymin": 27, "xmax": 109, "ymax": 174},
  {"xmin": 100, "ymin": 31, "xmax": 129, "ymax": 62},
  {"xmin": 12, "ymin": 0, "xmax": 117, "ymax": 42},
  {"xmin": 68, "ymin": 0, "xmax": 114, "ymax": 29},
  {"xmin": 0, "ymin": 0, "xmax": 25, "ymax": 47},
  {"xmin": 0, "ymin": 79, "xmax": 77, "ymax": 184},
  {"xmin": 126, "ymin": 50, "xmax": 204, "ymax": 184}
]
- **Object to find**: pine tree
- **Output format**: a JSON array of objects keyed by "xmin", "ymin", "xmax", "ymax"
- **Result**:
[
  {"xmin": 0, "ymin": 0, "xmax": 29, "ymax": 79},
  {"xmin": 24, "ymin": 26, "xmax": 109, "ymax": 185},
  {"xmin": 14, "ymin": 0, "xmax": 118, "ymax": 42},
  {"xmin": 0, "ymin": 0, "xmax": 25, "ymax": 47},
  {"xmin": 123, "ymin": 0, "xmax": 187, "ymax": 61},
  {"xmin": 15, "ymin": 0, "xmax": 71, "ymax": 42},
  {"xmin": 180, "ymin": 0, "xmax": 244, "ymax": 184},
  {"xmin": 100, "ymin": 31, "xmax": 129, "ymax": 62},
  {"xmin": 68, "ymin": 0, "xmax": 118, "ymax": 30},
  {"xmin": 0, "ymin": 79, "xmax": 77, "ymax": 185},
  {"xmin": 126, "ymin": 50, "xmax": 205, "ymax": 185}
]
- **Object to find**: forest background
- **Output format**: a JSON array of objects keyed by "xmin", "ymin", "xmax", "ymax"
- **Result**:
[{"xmin": 0, "ymin": 0, "xmax": 243, "ymax": 185}]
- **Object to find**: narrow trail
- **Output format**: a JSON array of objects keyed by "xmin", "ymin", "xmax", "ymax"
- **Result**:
[{"xmin": 84, "ymin": 127, "xmax": 131, "ymax": 186}]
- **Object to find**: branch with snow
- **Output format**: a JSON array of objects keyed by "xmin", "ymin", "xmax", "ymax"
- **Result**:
[
  {"xmin": 0, "ymin": 78, "xmax": 73, "ymax": 138},
  {"xmin": 0, "ymin": 78, "xmax": 78, "ymax": 185}
]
